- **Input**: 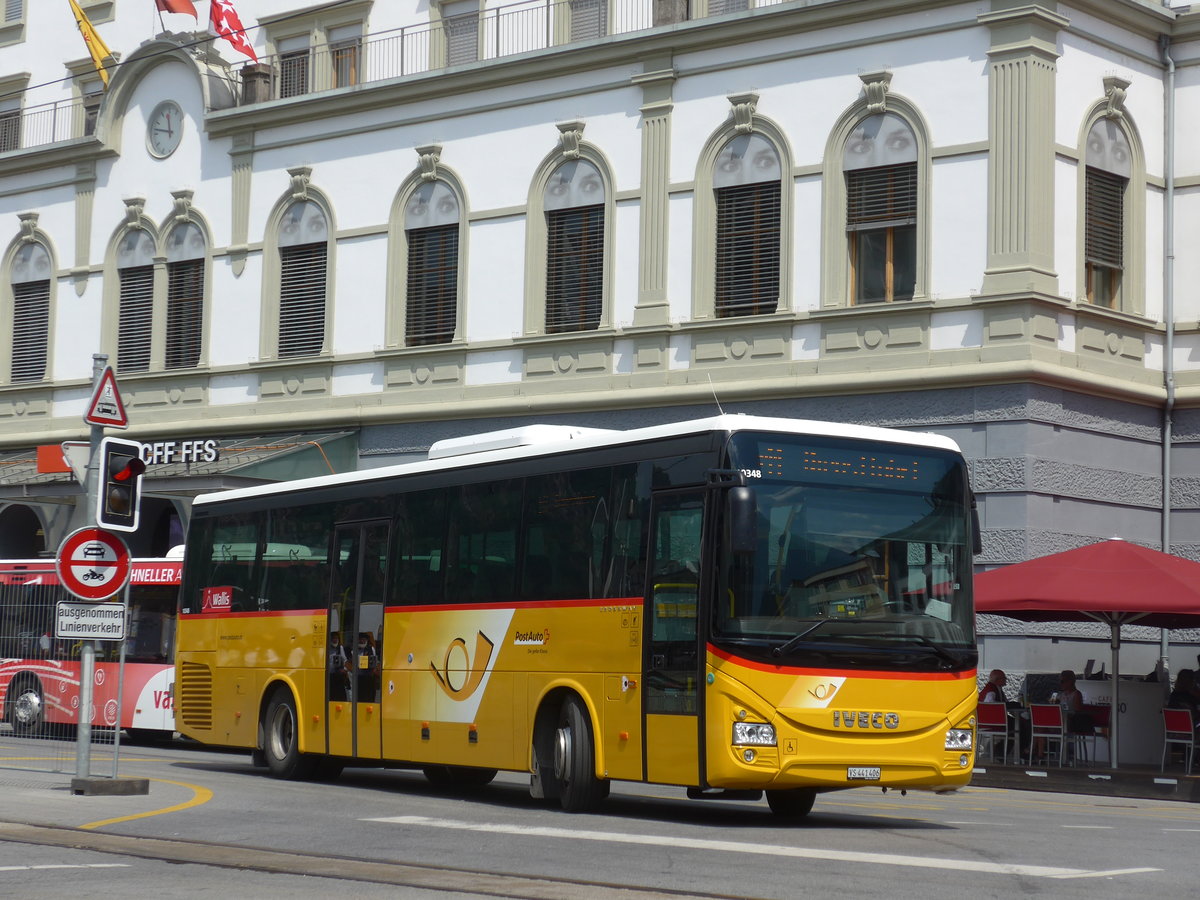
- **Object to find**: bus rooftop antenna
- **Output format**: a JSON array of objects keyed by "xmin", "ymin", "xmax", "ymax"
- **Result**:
[{"xmin": 707, "ymin": 373, "xmax": 725, "ymax": 415}]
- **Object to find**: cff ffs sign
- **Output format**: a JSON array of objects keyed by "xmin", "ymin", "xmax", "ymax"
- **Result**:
[{"xmin": 140, "ymin": 439, "xmax": 220, "ymax": 466}]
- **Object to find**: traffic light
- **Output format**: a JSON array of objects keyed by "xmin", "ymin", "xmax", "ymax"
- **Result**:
[{"xmin": 96, "ymin": 437, "xmax": 146, "ymax": 532}]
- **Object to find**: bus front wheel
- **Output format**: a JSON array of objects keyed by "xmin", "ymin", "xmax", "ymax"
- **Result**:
[
  {"xmin": 263, "ymin": 689, "xmax": 315, "ymax": 780},
  {"xmin": 766, "ymin": 787, "xmax": 816, "ymax": 819},
  {"xmin": 552, "ymin": 695, "xmax": 607, "ymax": 813},
  {"xmin": 8, "ymin": 677, "xmax": 44, "ymax": 737}
]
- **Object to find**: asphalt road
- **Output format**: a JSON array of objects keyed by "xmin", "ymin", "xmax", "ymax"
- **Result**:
[{"xmin": 0, "ymin": 735, "xmax": 1195, "ymax": 899}]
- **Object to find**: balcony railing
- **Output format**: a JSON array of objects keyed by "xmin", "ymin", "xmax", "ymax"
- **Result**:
[
  {"xmin": 3, "ymin": 0, "xmax": 794, "ymax": 153},
  {"xmin": 0, "ymin": 96, "xmax": 95, "ymax": 156},
  {"xmin": 243, "ymin": 0, "xmax": 791, "ymax": 104}
]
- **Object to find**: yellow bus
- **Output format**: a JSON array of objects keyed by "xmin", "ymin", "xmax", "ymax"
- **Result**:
[{"xmin": 175, "ymin": 415, "xmax": 979, "ymax": 817}]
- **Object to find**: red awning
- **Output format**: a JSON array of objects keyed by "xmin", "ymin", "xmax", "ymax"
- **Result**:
[{"xmin": 975, "ymin": 538, "xmax": 1200, "ymax": 629}]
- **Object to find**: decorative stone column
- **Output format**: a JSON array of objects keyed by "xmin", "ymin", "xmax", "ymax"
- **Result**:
[
  {"xmin": 978, "ymin": 1, "xmax": 1068, "ymax": 298},
  {"xmin": 632, "ymin": 54, "xmax": 676, "ymax": 328}
]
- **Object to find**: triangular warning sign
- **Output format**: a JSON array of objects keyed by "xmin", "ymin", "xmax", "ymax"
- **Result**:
[{"xmin": 84, "ymin": 366, "xmax": 129, "ymax": 429}]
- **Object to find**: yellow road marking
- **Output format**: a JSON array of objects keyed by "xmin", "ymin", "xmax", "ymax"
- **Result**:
[{"xmin": 80, "ymin": 778, "xmax": 213, "ymax": 830}]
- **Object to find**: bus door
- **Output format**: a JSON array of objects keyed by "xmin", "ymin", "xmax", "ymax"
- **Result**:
[
  {"xmin": 327, "ymin": 521, "xmax": 388, "ymax": 760},
  {"xmin": 643, "ymin": 491, "xmax": 705, "ymax": 786}
]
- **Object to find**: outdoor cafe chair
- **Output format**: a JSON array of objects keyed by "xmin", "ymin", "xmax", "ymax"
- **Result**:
[
  {"xmin": 1161, "ymin": 707, "xmax": 1196, "ymax": 775},
  {"xmin": 1029, "ymin": 703, "xmax": 1069, "ymax": 766},
  {"xmin": 975, "ymin": 702, "xmax": 1011, "ymax": 764}
]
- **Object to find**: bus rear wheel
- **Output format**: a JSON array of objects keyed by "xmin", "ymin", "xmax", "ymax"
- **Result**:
[
  {"xmin": 552, "ymin": 695, "xmax": 607, "ymax": 813},
  {"xmin": 8, "ymin": 677, "xmax": 44, "ymax": 737},
  {"xmin": 263, "ymin": 689, "xmax": 316, "ymax": 780},
  {"xmin": 766, "ymin": 787, "xmax": 816, "ymax": 819}
]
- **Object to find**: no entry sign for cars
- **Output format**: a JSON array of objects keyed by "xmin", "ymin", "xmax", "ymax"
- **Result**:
[{"xmin": 56, "ymin": 526, "xmax": 131, "ymax": 601}]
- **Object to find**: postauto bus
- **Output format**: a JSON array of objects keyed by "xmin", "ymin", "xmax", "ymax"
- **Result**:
[{"xmin": 175, "ymin": 415, "xmax": 978, "ymax": 817}]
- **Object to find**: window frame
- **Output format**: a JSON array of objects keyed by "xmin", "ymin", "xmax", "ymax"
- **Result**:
[
  {"xmin": 691, "ymin": 111, "xmax": 793, "ymax": 321},
  {"xmin": 260, "ymin": 0, "xmax": 370, "ymax": 98},
  {"xmin": 1, "ymin": 228, "xmax": 54, "ymax": 386},
  {"xmin": 821, "ymin": 97, "xmax": 930, "ymax": 309},
  {"xmin": 260, "ymin": 175, "xmax": 336, "ymax": 362},
  {"xmin": 103, "ymin": 207, "xmax": 212, "ymax": 376},
  {"xmin": 523, "ymin": 136, "xmax": 615, "ymax": 336},
  {"xmin": 386, "ymin": 161, "xmax": 468, "ymax": 349},
  {"xmin": 1075, "ymin": 108, "xmax": 1144, "ymax": 316}
]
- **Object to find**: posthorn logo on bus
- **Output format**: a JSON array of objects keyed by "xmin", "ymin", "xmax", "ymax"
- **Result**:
[{"xmin": 832, "ymin": 710, "xmax": 900, "ymax": 729}]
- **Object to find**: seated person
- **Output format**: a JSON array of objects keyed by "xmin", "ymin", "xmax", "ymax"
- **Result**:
[
  {"xmin": 1057, "ymin": 669, "xmax": 1094, "ymax": 735},
  {"xmin": 1167, "ymin": 669, "xmax": 1200, "ymax": 726},
  {"xmin": 978, "ymin": 669, "xmax": 1008, "ymax": 704},
  {"xmin": 978, "ymin": 668, "xmax": 1029, "ymax": 761}
]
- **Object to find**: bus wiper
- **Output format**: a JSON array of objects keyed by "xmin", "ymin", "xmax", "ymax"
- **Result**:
[
  {"xmin": 905, "ymin": 634, "xmax": 959, "ymax": 667},
  {"xmin": 772, "ymin": 619, "xmax": 831, "ymax": 658}
]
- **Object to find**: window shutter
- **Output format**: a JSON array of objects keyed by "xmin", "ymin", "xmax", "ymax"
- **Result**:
[
  {"xmin": 569, "ymin": 0, "xmax": 607, "ymax": 41},
  {"xmin": 4, "ymin": 0, "xmax": 22, "ymax": 24},
  {"xmin": 117, "ymin": 265, "xmax": 154, "ymax": 373},
  {"xmin": 1085, "ymin": 167, "xmax": 1124, "ymax": 269},
  {"xmin": 846, "ymin": 163, "xmax": 917, "ymax": 231},
  {"xmin": 279, "ymin": 50, "xmax": 311, "ymax": 98},
  {"xmin": 278, "ymin": 243, "xmax": 327, "ymax": 358},
  {"xmin": 545, "ymin": 205, "xmax": 603, "ymax": 333},
  {"xmin": 714, "ymin": 181, "xmax": 780, "ymax": 317},
  {"xmin": 406, "ymin": 224, "xmax": 458, "ymax": 346},
  {"xmin": 11, "ymin": 279, "xmax": 48, "ymax": 382},
  {"xmin": 0, "ymin": 108, "xmax": 20, "ymax": 153},
  {"xmin": 166, "ymin": 258, "xmax": 204, "ymax": 369},
  {"xmin": 445, "ymin": 13, "xmax": 479, "ymax": 65}
]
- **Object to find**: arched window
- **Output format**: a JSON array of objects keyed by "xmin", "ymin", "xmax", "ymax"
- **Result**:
[
  {"xmin": 405, "ymin": 181, "xmax": 459, "ymax": 346},
  {"xmin": 713, "ymin": 133, "xmax": 781, "ymax": 317},
  {"xmin": 10, "ymin": 241, "xmax": 50, "ymax": 383},
  {"xmin": 165, "ymin": 222, "xmax": 204, "ymax": 369},
  {"xmin": 843, "ymin": 112, "xmax": 917, "ymax": 304},
  {"xmin": 1083, "ymin": 118, "xmax": 1130, "ymax": 308},
  {"xmin": 116, "ymin": 230, "xmax": 156, "ymax": 373},
  {"xmin": 277, "ymin": 200, "xmax": 328, "ymax": 358},
  {"xmin": 544, "ymin": 159, "xmax": 605, "ymax": 333}
]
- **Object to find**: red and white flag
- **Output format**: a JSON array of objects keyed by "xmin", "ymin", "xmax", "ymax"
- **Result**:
[
  {"xmin": 208, "ymin": 0, "xmax": 258, "ymax": 62},
  {"xmin": 155, "ymin": 0, "xmax": 197, "ymax": 16}
]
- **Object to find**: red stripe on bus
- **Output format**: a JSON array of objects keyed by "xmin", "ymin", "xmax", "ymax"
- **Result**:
[
  {"xmin": 180, "ymin": 608, "xmax": 322, "ymax": 618},
  {"xmin": 708, "ymin": 644, "xmax": 974, "ymax": 681},
  {"xmin": 386, "ymin": 596, "xmax": 640, "ymax": 614}
]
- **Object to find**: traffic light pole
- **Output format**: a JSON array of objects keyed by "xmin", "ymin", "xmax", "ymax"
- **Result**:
[{"xmin": 77, "ymin": 354, "xmax": 106, "ymax": 780}]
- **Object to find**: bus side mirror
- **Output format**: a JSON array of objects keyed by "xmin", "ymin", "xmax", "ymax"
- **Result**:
[{"xmin": 727, "ymin": 487, "xmax": 757, "ymax": 554}]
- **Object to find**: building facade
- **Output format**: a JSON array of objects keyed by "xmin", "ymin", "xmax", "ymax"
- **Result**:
[{"xmin": 0, "ymin": 0, "xmax": 1196, "ymax": 675}]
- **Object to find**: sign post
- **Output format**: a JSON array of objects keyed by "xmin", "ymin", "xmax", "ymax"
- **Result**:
[{"xmin": 59, "ymin": 354, "xmax": 147, "ymax": 795}]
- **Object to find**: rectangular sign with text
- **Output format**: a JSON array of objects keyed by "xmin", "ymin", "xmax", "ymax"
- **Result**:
[{"xmin": 55, "ymin": 601, "xmax": 127, "ymax": 641}]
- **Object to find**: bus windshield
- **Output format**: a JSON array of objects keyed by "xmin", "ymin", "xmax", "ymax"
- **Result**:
[{"xmin": 714, "ymin": 432, "xmax": 975, "ymax": 669}]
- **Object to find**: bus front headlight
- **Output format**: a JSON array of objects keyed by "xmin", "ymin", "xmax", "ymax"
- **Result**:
[
  {"xmin": 945, "ymin": 729, "xmax": 973, "ymax": 751},
  {"xmin": 732, "ymin": 722, "xmax": 776, "ymax": 746}
]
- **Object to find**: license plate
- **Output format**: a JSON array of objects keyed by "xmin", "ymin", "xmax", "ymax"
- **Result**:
[{"xmin": 847, "ymin": 766, "xmax": 881, "ymax": 781}]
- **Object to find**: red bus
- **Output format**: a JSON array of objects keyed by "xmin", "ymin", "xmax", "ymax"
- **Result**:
[{"xmin": 0, "ymin": 556, "xmax": 179, "ymax": 739}]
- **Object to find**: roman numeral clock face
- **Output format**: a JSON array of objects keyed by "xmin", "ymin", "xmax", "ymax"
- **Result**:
[{"xmin": 147, "ymin": 100, "xmax": 183, "ymax": 158}]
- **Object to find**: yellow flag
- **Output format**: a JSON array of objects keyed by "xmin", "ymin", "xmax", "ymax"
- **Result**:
[{"xmin": 68, "ymin": 0, "xmax": 114, "ymax": 87}]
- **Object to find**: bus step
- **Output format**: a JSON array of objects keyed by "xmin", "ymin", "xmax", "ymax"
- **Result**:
[{"xmin": 686, "ymin": 788, "xmax": 764, "ymax": 802}]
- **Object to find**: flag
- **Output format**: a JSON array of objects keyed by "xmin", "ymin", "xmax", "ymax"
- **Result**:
[
  {"xmin": 208, "ymin": 0, "xmax": 258, "ymax": 62},
  {"xmin": 156, "ymin": 0, "xmax": 198, "ymax": 16},
  {"xmin": 68, "ymin": 0, "xmax": 114, "ymax": 87}
]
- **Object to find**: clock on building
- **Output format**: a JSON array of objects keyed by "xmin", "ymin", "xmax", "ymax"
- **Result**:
[{"xmin": 146, "ymin": 100, "xmax": 184, "ymax": 158}]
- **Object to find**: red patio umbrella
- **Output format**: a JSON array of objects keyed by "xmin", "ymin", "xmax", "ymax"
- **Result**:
[{"xmin": 975, "ymin": 539, "xmax": 1200, "ymax": 768}]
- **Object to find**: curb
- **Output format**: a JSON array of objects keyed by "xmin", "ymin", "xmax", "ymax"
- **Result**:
[{"xmin": 970, "ymin": 765, "xmax": 1200, "ymax": 802}]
